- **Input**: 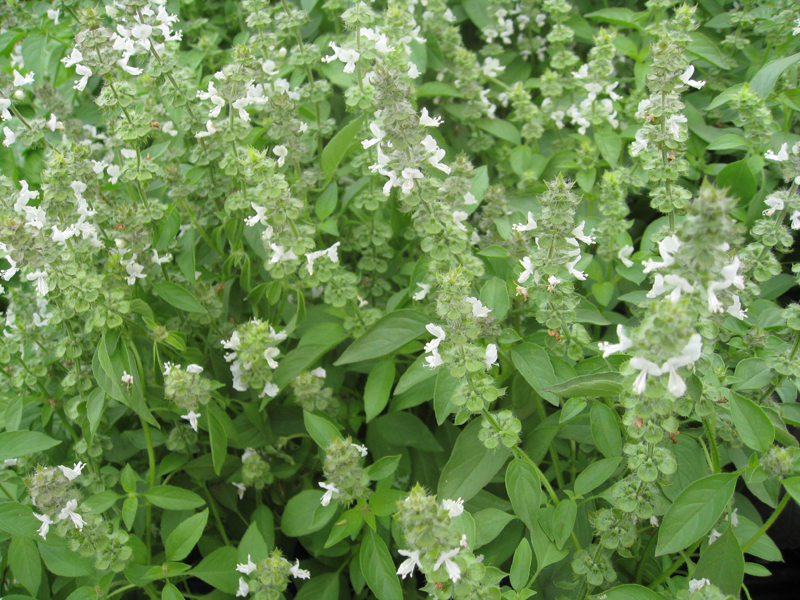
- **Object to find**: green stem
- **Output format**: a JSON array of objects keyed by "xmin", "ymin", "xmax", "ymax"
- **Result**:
[
  {"xmin": 648, "ymin": 540, "xmax": 701, "ymax": 589},
  {"xmin": 142, "ymin": 418, "xmax": 157, "ymax": 560},
  {"xmin": 0, "ymin": 482, "xmax": 15, "ymax": 501},
  {"xmin": 532, "ymin": 393, "xmax": 566, "ymax": 489},
  {"xmin": 742, "ymin": 492, "xmax": 790, "ymax": 552},
  {"xmin": 634, "ymin": 530, "xmax": 658, "ymax": 584},
  {"xmin": 203, "ymin": 484, "xmax": 231, "ymax": 545},
  {"xmin": 702, "ymin": 416, "xmax": 721, "ymax": 474}
]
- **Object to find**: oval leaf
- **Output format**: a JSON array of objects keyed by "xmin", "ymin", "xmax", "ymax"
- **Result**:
[
  {"xmin": 335, "ymin": 310, "xmax": 431, "ymax": 365},
  {"xmin": 359, "ymin": 528, "xmax": 403, "ymax": 600}
]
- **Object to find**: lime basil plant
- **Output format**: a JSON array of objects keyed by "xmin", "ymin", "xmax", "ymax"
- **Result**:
[{"xmin": 1, "ymin": 1, "xmax": 800, "ymax": 600}]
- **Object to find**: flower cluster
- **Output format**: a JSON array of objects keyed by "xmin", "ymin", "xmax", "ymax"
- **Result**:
[
  {"xmin": 235, "ymin": 549, "xmax": 310, "ymax": 600},
  {"xmin": 221, "ymin": 320, "xmax": 287, "ymax": 398}
]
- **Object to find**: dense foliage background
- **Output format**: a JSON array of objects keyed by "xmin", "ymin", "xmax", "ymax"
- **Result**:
[{"xmin": 1, "ymin": 1, "xmax": 800, "ymax": 600}]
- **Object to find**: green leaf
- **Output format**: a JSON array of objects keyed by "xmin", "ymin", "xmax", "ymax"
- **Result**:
[
  {"xmin": 0, "ymin": 502, "xmax": 39, "ymax": 538},
  {"xmin": 603, "ymin": 585, "xmax": 667, "ymax": 600},
  {"xmin": 505, "ymin": 460, "xmax": 541, "ymax": 533},
  {"xmin": 546, "ymin": 373, "xmax": 623, "ymax": 398},
  {"xmin": 475, "ymin": 119, "xmax": 521, "ymax": 145},
  {"xmin": 509, "ymin": 538, "xmax": 532, "ymax": 591},
  {"xmin": 0, "ymin": 431, "xmax": 61, "ymax": 461},
  {"xmin": 480, "ymin": 277, "xmax": 510, "ymax": 321},
  {"xmin": 321, "ymin": 115, "xmax": 365, "ymax": 180},
  {"xmin": 531, "ymin": 521, "xmax": 567, "ymax": 574},
  {"xmin": 162, "ymin": 583, "xmax": 185, "ymax": 600},
  {"xmin": 153, "ymin": 281, "xmax": 206, "ymax": 313},
  {"xmin": 439, "ymin": 418, "xmax": 511, "ymax": 503},
  {"xmin": 273, "ymin": 322, "xmax": 347, "ymax": 389},
  {"xmin": 416, "ymin": 82, "xmax": 464, "ymax": 98},
  {"xmin": 370, "ymin": 413, "xmax": 443, "ymax": 452},
  {"xmin": 707, "ymin": 134, "xmax": 748, "ymax": 151},
  {"xmin": 474, "ymin": 508, "xmax": 516, "ymax": 547},
  {"xmin": 295, "ymin": 572, "xmax": 339, "ymax": 600},
  {"xmin": 207, "ymin": 405, "xmax": 228, "ymax": 476},
  {"xmin": 144, "ymin": 486, "xmax": 206, "ymax": 511},
  {"xmin": 365, "ymin": 455, "xmax": 401, "ymax": 481},
  {"xmin": 707, "ymin": 84, "xmax": 746, "ymax": 110},
  {"xmin": 122, "ymin": 497, "xmax": 138, "ymax": 530},
  {"xmin": 687, "ymin": 32, "xmax": 729, "ymax": 70},
  {"xmin": 511, "ymin": 343, "xmax": 561, "ymax": 406},
  {"xmin": 315, "ymin": 182, "xmax": 338, "ymax": 221},
  {"xmin": 10, "ymin": 537, "xmax": 41, "ymax": 596},
  {"xmin": 462, "ymin": 0, "xmax": 492, "ymax": 29},
  {"xmin": 38, "ymin": 544, "xmax": 94, "ymax": 577},
  {"xmin": 715, "ymin": 160, "xmax": 756, "ymax": 204},
  {"xmin": 585, "ymin": 8, "xmax": 643, "ymax": 29},
  {"xmin": 238, "ymin": 523, "xmax": 269, "ymax": 562},
  {"xmin": 325, "ymin": 508, "xmax": 363, "ymax": 548},
  {"xmin": 595, "ymin": 131, "xmax": 622, "ymax": 168},
  {"xmin": 359, "ymin": 528, "xmax": 403, "ymax": 600},
  {"xmin": 590, "ymin": 402, "xmax": 622, "ymax": 459},
  {"xmin": 154, "ymin": 205, "xmax": 181, "ymax": 251},
  {"xmin": 750, "ymin": 52, "xmax": 800, "ymax": 98},
  {"xmin": 574, "ymin": 457, "xmax": 622, "ymax": 496},
  {"xmin": 729, "ymin": 392, "xmax": 774, "ymax": 453},
  {"xmin": 731, "ymin": 358, "xmax": 772, "ymax": 391},
  {"xmin": 335, "ymin": 310, "xmax": 431, "ymax": 365},
  {"xmin": 559, "ymin": 398, "xmax": 586, "ymax": 423},
  {"xmin": 303, "ymin": 411, "xmax": 342, "ymax": 449},
  {"xmin": 369, "ymin": 489, "xmax": 407, "ymax": 517},
  {"xmin": 165, "ymin": 509, "xmax": 208, "ymax": 562},
  {"xmin": 282, "ymin": 490, "xmax": 339, "ymax": 537},
  {"xmin": 551, "ymin": 499, "xmax": 577, "ymax": 550},
  {"xmin": 781, "ymin": 476, "xmax": 800, "ymax": 508},
  {"xmin": 692, "ymin": 527, "xmax": 744, "ymax": 596},
  {"xmin": 364, "ymin": 360, "xmax": 395, "ymax": 423},
  {"xmin": 656, "ymin": 473, "xmax": 738, "ymax": 556},
  {"xmin": 434, "ymin": 369, "xmax": 459, "ymax": 425},
  {"xmin": 189, "ymin": 546, "xmax": 238, "ymax": 593}
]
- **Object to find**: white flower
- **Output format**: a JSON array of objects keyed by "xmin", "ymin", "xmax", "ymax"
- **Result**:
[
  {"xmin": 3, "ymin": 126, "xmax": 16, "ymax": 146},
  {"xmin": 397, "ymin": 549, "xmax": 422, "ymax": 579},
  {"xmin": 34, "ymin": 513, "xmax": 53, "ymax": 540},
  {"xmin": 290, "ymin": 559, "xmax": 311, "ymax": 579},
  {"xmin": 261, "ymin": 381, "xmax": 280, "ymax": 398},
  {"xmin": 242, "ymin": 448, "xmax": 257, "ymax": 463},
  {"xmin": 269, "ymin": 244, "xmax": 298, "ymax": 264},
  {"xmin": 464, "ymin": 192, "xmax": 477, "ymax": 205},
  {"xmin": 571, "ymin": 221, "xmax": 596, "ymax": 244},
  {"xmin": 163, "ymin": 362, "xmax": 179, "ymax": 376},
  {"xmin": 161, "ymin": 121, "xmax": 178, "ymax": 136},
  {"xmin": 630, "ymin": 357, "xmax": 663, "ymax": 395},
  {"xmin": 598, "ymin": 325, "xmax": 633, "ymax": 358},
  {"xmin": 352, "ymin": 443, "xmax": 368, "ymax": 457},
  {"xmin": 26, "ymin": 270, "xmax": 49, "ymax": 296},
  {"xmin": 708, "ymin": 529, "xmax": 721, "ymax": 545},
  {"xmin": 629, "ymin": 128, "xmax": 649, "ymax": 156},
  {"xmin": 107, "ymin": 164, "xmax": 122, "ymax": 184},
  {"xmin": 727, "ymin": 296, "xmax": 747, "ymax": 320},
  {"xmin": 460, "ymin": 534, "xmax": 469, "ymax": 548},
  {"xmin": 58, "ymin": 462, "xmax": 86, "ymax": 481},
  {"xmin": 666, "ymin": 114, "xmax": 687, "ymax": 140},
  {"xmin": 425, "ymin": 348, "xmax": 444, "ymax": 369},
  {"xmin": 58, "ymin": 499, "xmax": 86, "ymax": 530},
  {"xmin": 433, "ymin": 547, "xmax": 461, "ymax": 583},
  {"xmin": 121, "ymin": 371, "xmax": 134, "ymax": 388},
  {"xmin": 125, "ymin": 258, "xmax": 147, "ymax": 285},
  {"xmin": 618, "ymin": 245, "xmax": 634, "ymax": 267},
  {"xmin": 419, "ymin": 107, "xmax": 443, "ymax": 127},
  {"xmin": 47, "ymin": 8, "xmax": 60, "ymax": 23},
  {"xmin": 62, "ymin": 48, "xmax": 84, "ymax": 69},
  {"xmin": 482, "ymin": 57, "xmax": 505, "ymax": 78},
  {"xmin": 792, "ymin": 210, "xmax": 800, "ymax": 230},
  {"xmin": 512, "ymin": 212, "xmax": 537, "ymax": 232},
  {"xmin": 442, "ymin": 498, "xmax": 464, "ymax": 518},
  {"xmin": 186, "ymin": 364, "xmax": 203, "ymax": 374},
  {"xmin": 182, "ymin": 411, "xmax": 201, "ymax": 432},
  {"xmin": 425, "ymin": 323, "xmax": 446, "ymax": 352},
  {"xmin": 413, "ymin": 283, "xmax": 430, "ymax": 301},
  {"xmin": 74, "ymin": 64, "xmax": 92, "ymax": 91},
  {"xmin": 572, "ymin": 64, "xmax": 589, "ymax": 79},
  {"xmin": 466, "ymin": 297, "xmax": 491, "ymax": 318},
  {"xmin": 642, "ymin": 235, "xmax": 681, "ymax": 273},
  {"xmin": 237, "ymin": 555, "xmax": 257, "ymax": 575},
  {"xmin": 195, "ymin": 120, "xmax": 217, "ymax": 139},
  {"xmin": 400, "ymin": 168, "xmax": 423, "ymax": 194},
  {"xmin": 484, "ymin": 344, "xmax": 498, "ymax": 370},
  {"xmin": 680, "ymin": 65, "xmax": 706, "ymax": 89},
  {"xmin": 46, "ymin": 113, "xmax": 63, "ymax": 132},
  {"xmin": 319, "ymin": 482, "xmax": 339, "ymax": 506},
  {"xmin": 263, "ymin": 347, "xmax": 280, "ymax": 369},
  {"xmin": 13, "ymin": 70, "xmax": 34, "ymax": 87},
  {"xmin": 236, "ymin": 577, "xmax": 250, "ymax": 598},
  {"xmin": 663, "ymin": 275, "xmax": 695, "ymax": 303},
  {"xmin": 689, "ymin": 579, "xmax": 711, "ymax": 593},
  {"xmin": 649, "ymin": 516, "xmax": 659, "ymax": 527},
  {"xmin": 763, "ymin": 193, "xmax": 784, "ymax": 216},
  {"xmin": 660, "ymin": 334, "xmax": 702, "ymax": 398},
  {"xmin": 273, "ymin": 145, "xmax": 288, "ymax": 167},
  {"xmin": 322, "ymin": 42, "xmax": 360, "ymax": 73},
  {"xmin": 232, "ymin": 482, "xmax": 246, "ymax": 500},
  {"xmin": 518, "ymin": 256, "xmax": 535, "ymax": 283},
  {"xmin": 765, "ymin": 143, "xmax": 789, "ymax": 162},
  {"xmin": 0, "ymin": 99, "xmax": 11, "ymax": 121}
]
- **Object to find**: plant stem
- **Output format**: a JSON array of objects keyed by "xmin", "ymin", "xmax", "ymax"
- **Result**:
[
  {"xmin": 203, "ymin": 483, "xmax": 231, "ymax": 545},
  {"xmin": 648, "ymin": 540, "xmax": 700, "ymax": 589},
  {"xmin": 742, "ymin": 492, "xmax": 790, "ymax": 552},
  {"xmin": 702, "ymin": 415, "xmax": 721, "ymax": 474},
  {"xmin": 142, "ymin": 418, "xmax": 157, "ymax": 561},
  {"xmin": 634, "ymin": 530, "xmax": 658, "ymax": 584}
]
